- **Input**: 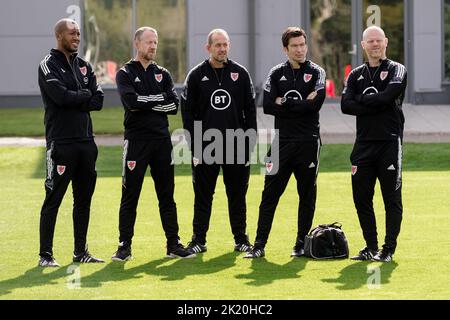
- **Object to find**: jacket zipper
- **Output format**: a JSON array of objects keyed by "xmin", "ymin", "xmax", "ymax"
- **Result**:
[
  {"xmin": 211, "ymin": 65, "xmax": 224, "ymax": 86},
  {"xmin": 365, "ymin": 62, "xmax": 383, "ymax": 84},
  {"xmin": 67, "ymin": 56, "xmax": 82, "ymax": 89},
  {"xmin": 289, "ymin": 61, "xmax": 301, "ymax": 90},
  {"xmin": 68, "ymin": 56, "xmax": 90, "ymax": 137}
]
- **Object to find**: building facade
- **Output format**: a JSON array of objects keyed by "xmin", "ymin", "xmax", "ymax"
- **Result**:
[{"xmin": 0, "ymin": 0, "xmax": 449, "ymax": 107}]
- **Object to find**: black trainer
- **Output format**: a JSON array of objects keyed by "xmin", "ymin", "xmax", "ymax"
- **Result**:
[
  {"xmin": 186, "ymin": 240, "xmax": 207, "ymax": 254},
  {"xmin": 38, "ymin": 254, "xmax": 60, "ymax": 267},
  {"xmin": 73, "ymin": 248, "xmax": 105, "ymax": 263},
  {"xmin": 372, "ymin": 246, "xmax": 394, "ymax": 262},
  {"xmin": 350, "ymin": 247, "xmax": 378, "ymax": 261},
  {"xmin": 167, "ymin": 242, "xmax": 196, "ymax": 259},
  {"xmin": 112, "ymin": 242, "xmax": 132, "ymax": 261},
  {"xmin": 243, "ymin": 246, "xmax": 265, "ymax": 259},
  {"xmin": 234, "ymin": 236, "xmax": 253, "ymax": 253},
  {"xmin": 291, "ymin": 240, "xmax": 305, "ymax": 257}
]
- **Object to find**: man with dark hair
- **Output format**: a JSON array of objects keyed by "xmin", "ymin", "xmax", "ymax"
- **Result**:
[
  {"xmin": 38, "ymin": 18, "xmax": 104, "ymax": 267},
  {"xmin": 112, "ymin": 26, "xmax": 194, "ymax": 261},
  {"xmin": 181, "ymin": 28, "xmax": 257, "ymax": 254},
  {"xmin": 245, "ymin": 27, "xmax": 326, "ymax": 259},
  {"xmin": 341, "ymin": 26, "xmax": 407, "ymax": 263}
]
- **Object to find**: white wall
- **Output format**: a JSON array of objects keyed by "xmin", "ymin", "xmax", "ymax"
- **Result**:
[
  {"xmin": 187, "ymin": 0, "xmax": 305, "ymax": 88},
  {"xmin": 412, "ymin": 0, "xmax": 442, "ymax": 92},
  {"xmin": 254, "ymin": 0, "xmax": 303, "ymax": 87},
  {"xmin": 0, "ymin": 0, "xmax": 81, "ymax": 95},
  {"xmin": 187, "ymin": 0, "xmax": 250, "ymax": 70}
]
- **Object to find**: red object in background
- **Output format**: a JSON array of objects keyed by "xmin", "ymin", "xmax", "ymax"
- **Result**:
[
  {"xmin": 326, "ymin": 79, "xmax": 335, "ymax": 97},
  {"xmin": 344, "ymin": 64, "xmax": 351, "ymax": 83},
  {"xmin": 107, "ymin": 61, "xmax": 117, "ymax": 81}
]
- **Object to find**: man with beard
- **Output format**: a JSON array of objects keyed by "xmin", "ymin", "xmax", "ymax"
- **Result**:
[
  {"xmin": 38, "ymin": 18, "xmax": 104, "ymax": 267},
  {"xmin": 181, "ymin": 29, "xmax": 257, "ymax": 254},
  {"xmin": 112, "ymin": 27, "xmax": 194, "ymax": 261},
  {"xmin": 341, "ymin": 26, "xmax": 407, "ymax": 263}
]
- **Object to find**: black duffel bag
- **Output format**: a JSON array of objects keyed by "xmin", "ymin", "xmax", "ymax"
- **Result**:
[{"xmin": 304, "ymin": 222, "xmax": 349, "ymax": 259}]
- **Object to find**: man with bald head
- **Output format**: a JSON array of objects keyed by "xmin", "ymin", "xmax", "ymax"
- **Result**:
[
  {"xmin": 37, "ymin": 19, "xmax": 104, "ymax": 267},
  {"xmin": 341, "ymin": 26, "xmax": 407, "ymax": 262},
  {"xmin": 181, "ymin": 28, "xmax": 257, "ymax": 254}
]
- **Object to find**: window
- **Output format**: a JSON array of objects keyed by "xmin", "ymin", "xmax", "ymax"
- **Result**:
[
  {"xmin": 82, "ymin": 0, "xmax": 186, "ymax": 85},
  {"xmin": 136, "ymin": 0, "xmax": 186, "ymax": 83},
  {"xmin": 83, "ymin": 0, "xmax": 132, "ymax": 86},
  {"xmin": 310, "ymin": 0, "xmax": 352, "ymax": 97}
]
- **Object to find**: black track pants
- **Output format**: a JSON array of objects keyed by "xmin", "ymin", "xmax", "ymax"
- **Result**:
[
  {"xmin": 39, "ymin": 140, "xmax": 98, "ymax": 256},
  {"xmin": 350, "ymin": 139, "xmax": 403, "ymax": 252},
  {"xmin": 191, "ymin": 163, "xmax": 250, "ymax": 244},
  {"xmin": 255, "ymin": 139, "xmax": 321, "ymax": 246},
  {"xmin": 119, "ymin": 138, "xmax": 179, "ymax": 246}
]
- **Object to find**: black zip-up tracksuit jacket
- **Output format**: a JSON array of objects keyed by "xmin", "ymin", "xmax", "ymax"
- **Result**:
[
  {"xmin": 341, "ymin": 58, "xmax": 407, "ymax": 141},
  {"xmin": 341, "ymin": 58, "xmax": 407, "ymax": 253},
  {"xmin": 116, "ymin": 60, "xmax": 179, "ymax": 140},
  {"xmin": 115, "ymin": 61, "xmax": 180, "ymax": 246},
  {"xmin": 180, "ymin": 59, "xmax": 256, "ymax": 245},
  {"xmin": 263, "ymin": 60, "xmax": 326, "ymax": 141},
  {"xmin": 38, "ymin": 49, "xmax": 104, "ymax": 143},
  {"xmin": 180, "ymin": 59, "xmax": 257, "ymax": 151},
  {"xmin": 38, "ymin": 49, "xmax": 103, "ymax": 257}
]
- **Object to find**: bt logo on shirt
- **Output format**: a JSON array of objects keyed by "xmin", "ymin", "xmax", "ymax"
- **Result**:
[{"xmin": 210, "ymin": 89, "xmax": 231, "ymax": 110}]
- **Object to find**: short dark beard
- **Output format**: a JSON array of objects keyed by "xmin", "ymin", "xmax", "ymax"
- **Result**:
[{"xmin": 63, "ymin": 41, "xmax": 77, "ymax": 54}]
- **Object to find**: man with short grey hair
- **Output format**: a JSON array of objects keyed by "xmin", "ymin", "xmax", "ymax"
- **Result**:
[{"xmin": 112, "ymin": 26, "xmax": 194, "ymax": 261}]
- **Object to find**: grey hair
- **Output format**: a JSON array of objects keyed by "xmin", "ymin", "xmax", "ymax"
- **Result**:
[
  {"xmin": 134, "ymin": 26, "xmax": 158, "ymax": 41},
  {"xmin": 207, "ymin": 28, "xmax": 230, "ymax": 45}
]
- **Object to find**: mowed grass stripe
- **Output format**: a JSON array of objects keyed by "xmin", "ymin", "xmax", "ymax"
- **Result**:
[{"xmin": 0, "ymin": 144, "xmax": 449, "ymax": 299}]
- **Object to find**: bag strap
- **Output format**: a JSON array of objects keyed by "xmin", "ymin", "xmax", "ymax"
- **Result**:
[
  {"xmin": 329, "ymin": 222, "xmax": 342, "ymax": 229},
  {"xmin": 318, "ymin": 222, "xmax": 342, "ymax": 229}
]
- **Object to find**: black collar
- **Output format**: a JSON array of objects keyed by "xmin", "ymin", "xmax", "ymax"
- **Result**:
[
  {"xmin": 51, "ymin": 48, "xmax": 78, "ymax": 63},
  {"xmin": 205, "ymin": 58, "xmax": 231, "ymax": 70},
  {"xmin": 129, "ymin": 59, "xmax": 157, "ymax": 70},
  {"xmin": 286, "ymin": 60, "xmax": 308, "ymax": 70},
  {"xmin": 365, "ymin": 58, "xmax": 389, "ymax": 68}
]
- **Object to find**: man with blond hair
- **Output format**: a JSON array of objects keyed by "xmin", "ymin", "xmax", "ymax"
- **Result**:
[{"xmin": 112, "ymin": 27, "xmax": 194, "ymax": 261}]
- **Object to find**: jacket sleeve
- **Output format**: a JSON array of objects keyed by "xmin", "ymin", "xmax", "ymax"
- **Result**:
[
  {"xmin": 81, "ymin": 62, "xmax": 104, "ymax": 112},
  {"xmin": 341, "ymin": 71, "xmax": 381, "ymax": 116},
  {"xmin": 242, "ymin": 69, "xmax": 257, "ymax": 157},
  {"xmin": 360, "ymin": 65, "xmax": 407, "ymax": 109},
  {"xmin": 262, "ymin": 68, "xmax": 303, "ymax": 119},
  {"xmin": 242, "ymin": 70, "xmax": 257, "ymax": 131},
  {"xmin": 284, "ymin": 68, "xmax": 326, "ymax": 114},
  {"xmin": 180, "ymin": 69, "xmax": 199, "ymax": 150},
  {"xmin": 38, "ymin": 59, "xmax": 91, "ymax": 109},
  {"xmin": 116, "ymin": 69, "xmax": 168, "ymax": 111},
  {"xmin": 284, "ymin": 89, "xmax": 326, "ymax": 114},
  {"xmin": 150, "ymin": 70, "xmax": 178, "ymax": 115}
]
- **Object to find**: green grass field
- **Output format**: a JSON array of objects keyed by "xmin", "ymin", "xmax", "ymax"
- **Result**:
[
  {"xmin": 0, "ymin": 107, "xmax": 183, "ymax": 136},
  {"xmin": 0, "ymin": 143, "xmax": 449, "ymax": 300}
]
